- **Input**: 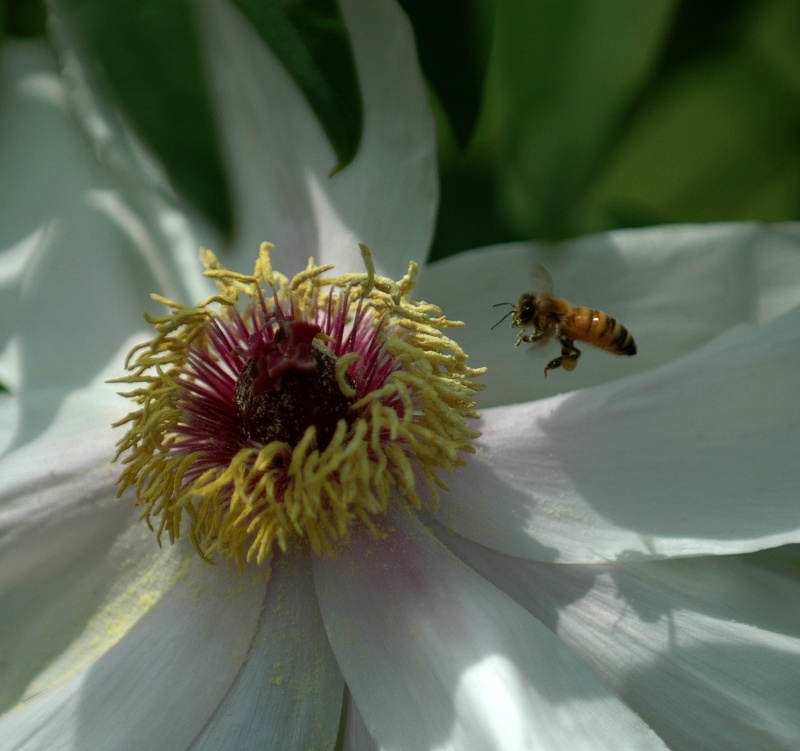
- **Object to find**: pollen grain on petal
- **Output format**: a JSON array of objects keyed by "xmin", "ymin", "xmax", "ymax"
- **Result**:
[{"xmin": 112, "ymin": 243, "xmax": 485, "ymax": 569}]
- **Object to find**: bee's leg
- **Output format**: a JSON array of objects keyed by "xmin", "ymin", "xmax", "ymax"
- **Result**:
[
  {"xmin": 544, "ymin": 339, "xmax": 581, "ymax": 377},
  {"xmin": 516, "ymin": 330, "xmax": 545, "ymax": 348}
]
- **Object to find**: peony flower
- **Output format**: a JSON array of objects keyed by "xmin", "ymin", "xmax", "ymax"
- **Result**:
[
  {"xmin": 416, "ymin": 222, "xmax": 800, "ymax": 749},
  {"xmin": 2, "ymin": 2, "xmax": 800, "ymax": 751},
  {"xmin": 111, "ymin": 243, "xmax": 485, "ymax": 568}
]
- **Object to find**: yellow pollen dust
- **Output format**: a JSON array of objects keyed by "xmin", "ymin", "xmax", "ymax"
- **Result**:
[{"xmin": 112, "ymin": 243, "xmax": 485, "ymax": 568}]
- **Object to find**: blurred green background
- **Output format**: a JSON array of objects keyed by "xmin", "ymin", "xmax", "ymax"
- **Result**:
[
  {"xmin": 425, "ymin": 0, "xmax": 800, "ymax": 259},
  {"xmin": 4, "ymin": 0, "xmax": 799, "ymax": 260}
]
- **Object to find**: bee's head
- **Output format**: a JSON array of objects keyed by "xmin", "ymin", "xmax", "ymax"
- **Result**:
[
  {"xmin": 513, "ymin": 294, "xmax": 536, "ymax": 327},
  {"xmin": 492, "ymin": 294, "xmax": 537, "ymax": 330}
]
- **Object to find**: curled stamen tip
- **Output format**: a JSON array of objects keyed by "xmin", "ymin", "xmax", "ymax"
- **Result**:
[
  {"xmin": 255, "ymin": 242, "xmax": 277, "ymax": 281},
  {"xmin": 199, "ymin": 246, "xmax": 225, "ymax": 274},
  {"xmin": 359, "ymin": 243, "xmax": 376, "ymax": 296}
]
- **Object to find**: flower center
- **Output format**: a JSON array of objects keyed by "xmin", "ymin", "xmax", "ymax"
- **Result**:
[
  {"xmin": 234, "ymin": 320, "xmax": 353, "ymax": 449},
  {"xmin": 112, "ymin": 242, "xmax": 485, "ymax": 567}
]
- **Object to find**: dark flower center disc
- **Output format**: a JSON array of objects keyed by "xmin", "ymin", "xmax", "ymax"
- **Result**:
[{"xmin": 235, "ymin": 338, "xmax": 353, "ymax": 449}]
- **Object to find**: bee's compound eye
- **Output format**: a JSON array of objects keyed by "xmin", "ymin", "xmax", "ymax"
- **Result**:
[{"xmin": 562, "ymin": 357, "xmax": 578, "ymax": 372}]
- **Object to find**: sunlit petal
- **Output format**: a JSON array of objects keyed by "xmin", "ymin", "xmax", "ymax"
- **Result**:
[
  {"xmin": 446, "ymin": 533, "xmax": 800, "ymax": 751},
  {"xmin": 314, "ymin": 508, "xmax": 668, "ymax": 750},
  {"xmin": 0, "ymin": 41, "xmax": 206, "ymax": 396},
  {"xmin": 0, "ymin": 384, "xmax": 171, "ymax": 708},
  {"xmin": 416, "ymin": 223, "xmax": 800, "ymax": 405},
  {"xmin": 197, "ymin": 0, "xmax": 437, "ymax": 277},
  {"xmin": 187, "ymin": 550, "xmax": 343, "ymax": 751},
  {"xmin": 0, "ymin": 555, "xmax": 266, "ymax": 751},
  {"xmin": 437, "ymin": 303, "xmax": 800, "ymax": 562}
]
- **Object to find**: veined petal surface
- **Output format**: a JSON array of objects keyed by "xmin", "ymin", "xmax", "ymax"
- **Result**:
[
  {"xmin": 313, "ymin": 507, "xmax": 667, "ymax": 751},
  {"xmin": 417, "ymin": 223, "xmax": 800, "ymax": 404},
  {"xmin": 0, "ymin": 42, "xmax": 192, "ymax": 396},
  {"xmin": 446, "ymin": 533, "xmax": 800, "ymax": 751},
  {"xmin": 187, "ymin": 551, "xmax": 343, "ymax": 751},
  {"xmin": 424, "ymin": 223, "xmax": 800, "ymax": 562}
]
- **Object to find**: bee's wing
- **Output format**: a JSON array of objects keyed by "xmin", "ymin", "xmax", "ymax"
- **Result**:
[{"xmin": 532, "ymin": 264, "xmax": 554, "ymax": 296}]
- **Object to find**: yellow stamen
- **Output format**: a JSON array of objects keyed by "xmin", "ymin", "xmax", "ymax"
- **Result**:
[{"xmin": 112, "ymin": 243, "xmax": 485, "ymax": 569}]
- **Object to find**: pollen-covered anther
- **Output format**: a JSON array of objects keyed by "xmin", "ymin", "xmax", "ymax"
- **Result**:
[{"xmin": 112, "ymin": 242, "xmax": 485, "ymax": 568}]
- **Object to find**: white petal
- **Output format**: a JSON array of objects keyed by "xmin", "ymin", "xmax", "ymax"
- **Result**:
[
  {"xmin": 437, "ymin": 302, "xmax": 800, "ymax": 563},
  {"xmin": 0, "ymin": 384, "xmax": 266, "ymax": 740},
  {"xmin": 415, "ymin": 223, "xmax": 800, "ymax": 406},
  {"xmin": 197, "ymin": 0, "xmax": 437, "ymax": 277},
  {"xmin": 446, "ymin": 534, "xmax": 800, "ymax": 751},
  {"xmin": 0, "ymin": 384, "xmax": 181, "ymax": 705},
  {"xmin": 188, "ymin": 550, "xmax": 343, "ymax": 751},
  {"xmin": 313, "ymin": 508, "xmax": 667, "ymax": 751},
  {"xmin": 343, "ymin": 698, "xmax": 380, "ymax": 751},
  {"xmin": 0, "ymin": 41, "xmax": 203, "ymax": 395},
  {"xmin": 0, "ymin": 554, "xmax": 267, "ymax": 751},
  {"xmin": 0, "ymin": 383, "xmax": 123, "ymax": 525}
]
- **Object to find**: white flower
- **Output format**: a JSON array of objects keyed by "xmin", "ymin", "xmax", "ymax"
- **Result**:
[
  {"xmin": 2, "ymin": 1, "xmax": 799, "ymax": 750},
  {"xmin": 417, "ymin": 223, "xmax": 800, "ymax": 749}
]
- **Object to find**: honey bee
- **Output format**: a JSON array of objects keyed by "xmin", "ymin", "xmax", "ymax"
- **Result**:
[{"xmin": 492, "ymin": 266, "xmax": 637, "ymax": 377}]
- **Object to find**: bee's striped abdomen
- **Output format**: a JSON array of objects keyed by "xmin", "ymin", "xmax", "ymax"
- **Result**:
[{"xmin": 566, "ymin": 307, "xmax": 637, "ymax": 356}]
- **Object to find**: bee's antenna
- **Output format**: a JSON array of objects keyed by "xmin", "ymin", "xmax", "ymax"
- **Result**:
[{"xmin": 491, "ymin": 302, "xmax": 515, "ymax": 330}]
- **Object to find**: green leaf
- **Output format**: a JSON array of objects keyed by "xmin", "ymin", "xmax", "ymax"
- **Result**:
[
  {"xmin": 5, "ymin": 0, "xmax": 47, "ymax": 37},
  {"xmin": 233, "ymin": 0, "xmax": 362, "ymax": 174},
  {"xmin": 749, "ymin": 0, "xmax": 800, "ymax": 98},
  {"xmin": 588, "ymin": 0, "xmax": 800, "ymax": 228},
  {"xmin": 54, "ymin": 0, "xmax": 234, "ymax": 239},
  {"xmin": 478, "ymin": 0, "xmax": 676, "ymax": 240},
  {"xmin": 397, "ymin": 0, "xmax": 491, "ymax": 150}
]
